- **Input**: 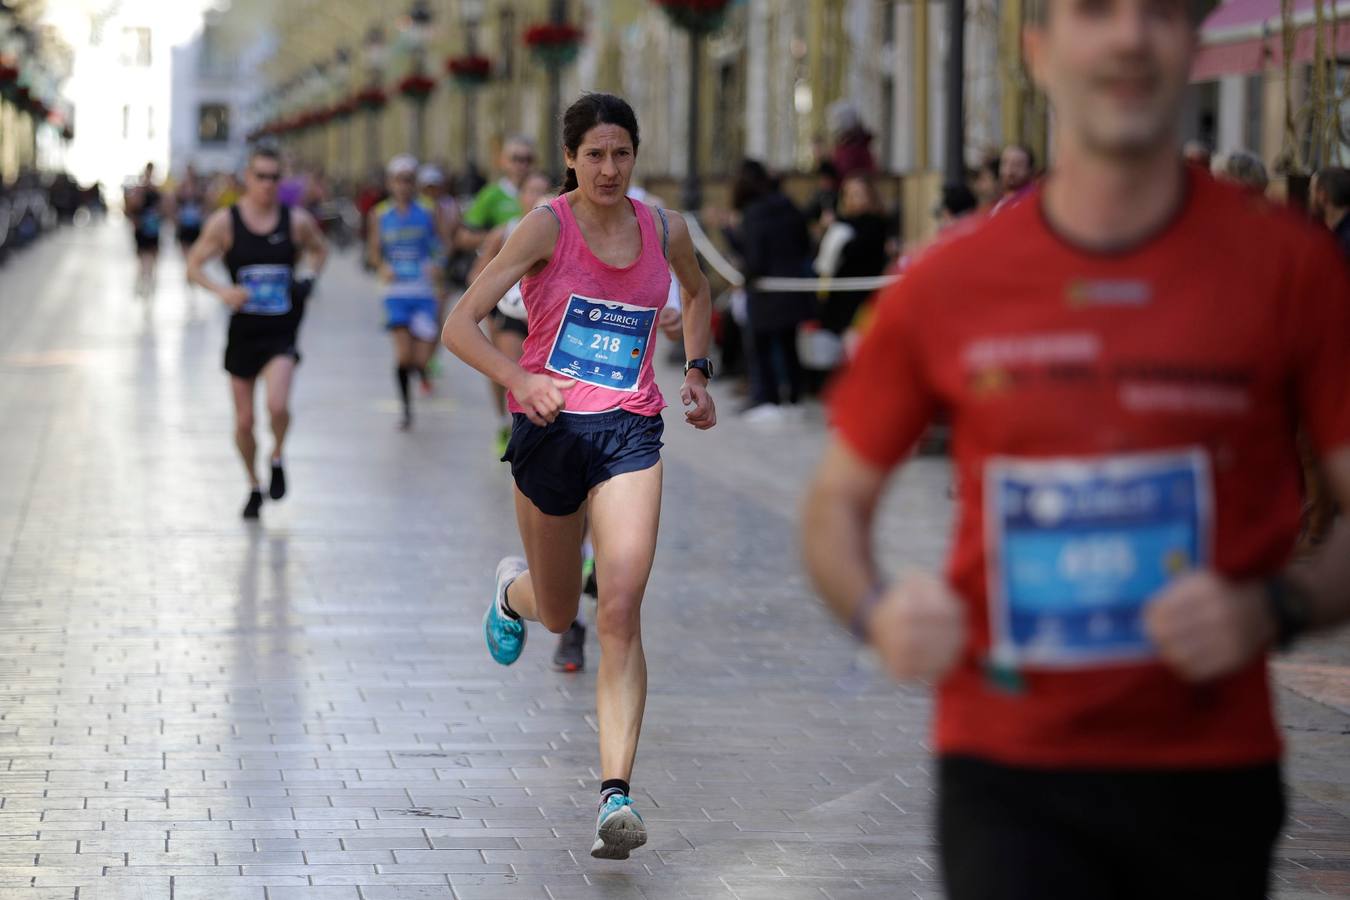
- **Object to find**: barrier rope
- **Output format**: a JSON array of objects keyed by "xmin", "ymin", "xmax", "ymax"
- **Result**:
[{"xmin": 682, "ymin": 213, "xmax": 897, "ymax": 294}]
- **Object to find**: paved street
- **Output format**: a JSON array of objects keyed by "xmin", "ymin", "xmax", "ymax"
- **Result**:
[{"xmin": 0, "ymin": 221, "xmax": 1346, "ymax": 900}]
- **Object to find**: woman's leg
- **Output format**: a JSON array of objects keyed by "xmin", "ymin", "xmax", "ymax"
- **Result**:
[
  {"xmin": 587, "ymin": 463, "xmax": 663, "ymax": 782},
  {"xmin": 505, "ymin": 489, "xmax": 587, "ymax": 634}
]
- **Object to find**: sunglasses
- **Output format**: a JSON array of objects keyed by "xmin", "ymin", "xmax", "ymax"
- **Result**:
[{"xmin": 250, "ymin": 171, "xmax": 281, "ymax": 182}]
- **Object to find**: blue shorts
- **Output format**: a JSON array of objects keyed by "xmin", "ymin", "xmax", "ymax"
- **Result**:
[
  {"xmin": 384, "ymin": 296, "xmax": 439, "ymax": 339},
  {"xmin": 503, "ymin": 409, "xmax": 664, "ymax": 516}
]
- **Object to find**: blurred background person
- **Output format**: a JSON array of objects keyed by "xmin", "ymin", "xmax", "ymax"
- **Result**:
[
  {"xmin": 827, "ymin": 100, "xmax": 877, "ymax": 179},
  {"xmin": 1183, "ymin": 139, "xmax": 1213, "ymax": 170},
  {"xmin": 971, "ymin": 154, "xmax": 1002, "ymax": 212},
  {"xmin": 996, "ymin": 143, "xmax": 1036, "ymax": 207},
  {"xmin": 816, "ymin": 172, "xmax": 890, "ymax": 337},
  {"xmin": 727, "ymin": 159, "xmax": 813, "ymax": 422},
  {"xmin": 172, "ymin": 164, "xmax": 207, "ymax": 258},
  {"xmin": 1214, "ymin": 149, "xmax": 1269, "ymax": 195},
  {"xmin": 125, "ymin": 161, "xmax": 164, "ymax": 296},
  {"xmin": 1311, "ymin": 166, "xmax": 1350, "ymax": 259}
]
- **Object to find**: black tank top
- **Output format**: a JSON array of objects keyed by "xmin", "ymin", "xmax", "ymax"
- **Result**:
[
  {"xmin": 224, "ymin": 204, "xmax": 303, "ymax": 325},
  {"xmin": 225, "ymin": 204, "xmax": 296, "ymax": 278}
]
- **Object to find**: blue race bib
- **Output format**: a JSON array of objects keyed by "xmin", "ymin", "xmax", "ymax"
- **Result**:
[
  {"xmin": 985, "ymin": 448, "xmax": 1212, "ymax": 668},
  {"xmin": 140, "ymin": 212, "xmax": 160, "ymax": 237},
  {"xmin": 178, "ymin": 203, "xmax": 202, "ymax": 227},
  {"xmin": 237, "ymin": 264, "xmax": 293, "ymax": 316},
  {"xmin": 390, "ymin": 253, "xmax": 423, "ymax": 282},
  {"xmin": 545, "ymin": 295, "xmax": 657, "ymax": 392}
]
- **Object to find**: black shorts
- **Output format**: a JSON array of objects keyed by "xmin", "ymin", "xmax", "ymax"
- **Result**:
[
  {"xmin": 937, "ymin": 755, "xmax": 1285, "ymax": 900},
  {"xmin": 134, "ymin": 231, "xmax": 160, "ymax": 253},
  {"xmin": 502, "ymin": 409, "xmax": 663, "ymax": 516},
  {"xmin": 225, "ymin": 335, "xmax": 300, "ymax": 379},
  {"xmin": 176, "ymin": 226, "xmax": 201, "ymax": 247},
  {"xmin": 491, "ymin": 308, "xmax": 529, "ymax": 338}
]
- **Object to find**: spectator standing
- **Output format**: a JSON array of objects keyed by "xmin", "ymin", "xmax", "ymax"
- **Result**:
[
  {"xmin": 1311, "ymin": 166, "xmax": 1350, "ymax": 259},
  {"xmin": 728, "ymin": 160, "xmax": 814, "ymax": 420}
]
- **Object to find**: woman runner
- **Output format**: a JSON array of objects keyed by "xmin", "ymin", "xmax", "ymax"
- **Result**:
[{"xmin": 442, "ymin": 93, "xmax": 716, "ymax": 859}]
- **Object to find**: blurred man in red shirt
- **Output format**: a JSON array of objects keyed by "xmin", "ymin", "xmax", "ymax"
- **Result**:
[{"xmin": 803, "ymin": 0, "xmax": 1350, "ymax": 896}]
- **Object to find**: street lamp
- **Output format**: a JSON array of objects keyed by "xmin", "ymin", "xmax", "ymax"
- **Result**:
[
  {"xmin": 363, "ymin": 25, "xmax": 386, "ymax": 172},
  {"xmin": 462, "ymin": 0, "xmax": 486, "ymax": 171},
  {"xmin": 401, "ymin": 0, "xmax": 434, "ymax": 159},
  {"xmin": 332, "ymin": 47, "xmax": 354, "ymax": 179}
]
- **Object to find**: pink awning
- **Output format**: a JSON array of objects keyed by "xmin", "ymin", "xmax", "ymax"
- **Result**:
[{"xmin": 1193, "ymin": 0, "xmax": 1350, "ymax": 80}]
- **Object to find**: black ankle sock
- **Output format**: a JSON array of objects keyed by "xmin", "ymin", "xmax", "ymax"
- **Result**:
[
  {"xmin": 396, "ymin": 366, "xmax": 411, "ymax": 408},
  {"xmin": 600, "ymin": 779, "xmax": 629, "ymax": 802},
  {"xmin": 500, "ymin": 579, "xmax": 522, "ymax": 620}
]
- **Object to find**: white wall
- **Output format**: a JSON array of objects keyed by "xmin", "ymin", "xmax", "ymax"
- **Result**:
[{"xmin": 42, "ymin": 0, "xmax": 225, "ymax": 194}]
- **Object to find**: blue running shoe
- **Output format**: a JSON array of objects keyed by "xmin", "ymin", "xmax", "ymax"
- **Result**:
[
  {"xmin": 590, "ymin": 794, "xmax": 647, "ymax": 860},
  {"xmin": 485, "ymin": 556, "xmax": 528, "ymax": 665}
]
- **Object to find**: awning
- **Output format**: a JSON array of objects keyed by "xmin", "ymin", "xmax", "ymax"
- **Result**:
[{"xmin": 1193, "ymin": 0, "xmax": 1350, "ymax": 80}]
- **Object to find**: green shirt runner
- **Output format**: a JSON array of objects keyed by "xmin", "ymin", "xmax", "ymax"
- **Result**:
[{"xmin": 463, "ymin": 178, "xmax": 522, "ymax": 230}]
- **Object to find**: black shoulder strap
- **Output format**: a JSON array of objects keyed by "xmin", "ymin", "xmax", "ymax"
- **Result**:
[
  {"xmin": 655, "ymin": 206, "xmax": 669, "ymax": 260},
  {"xmin": 536, "ymin": 203, "xmax": 562, "ymax": 227}
]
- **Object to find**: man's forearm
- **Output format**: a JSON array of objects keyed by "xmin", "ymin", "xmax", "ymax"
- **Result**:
[{"xmin": 803, "ymin": 480, "xmax": 883, "ymax": 628}]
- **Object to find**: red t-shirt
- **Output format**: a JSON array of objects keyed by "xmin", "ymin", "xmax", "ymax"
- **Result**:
[{"xmin": 831, "ymin": 170, "xmax": 1350, "ymax": 769}]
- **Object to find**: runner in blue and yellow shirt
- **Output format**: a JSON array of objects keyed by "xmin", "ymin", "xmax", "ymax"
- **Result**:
[{"xmin": 367, "ymin": 154, "xmax": 444, "ymax": 430}]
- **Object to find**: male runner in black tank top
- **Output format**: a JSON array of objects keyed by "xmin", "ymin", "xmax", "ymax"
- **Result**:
[
  {"xmin": 187, "ymin": 145, "xmax": 328, "ymax": 519},
  {"xmin": 127, "ymin": 162, "xmax": 164, "ymax": 297}
]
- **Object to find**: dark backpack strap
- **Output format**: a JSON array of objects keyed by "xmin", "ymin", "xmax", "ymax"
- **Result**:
[
  {"xmin": 542, "ymin": 204, "xmax": 562, "ymax": 225},
  {"xmin": 655, "ymin": 206, "xmax": 669, "ymax": 260}
]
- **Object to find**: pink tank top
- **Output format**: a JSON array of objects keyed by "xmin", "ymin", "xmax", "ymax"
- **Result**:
[{"xmin": 510, "ymin": 195, "xmax": 671, "ymax": 416}]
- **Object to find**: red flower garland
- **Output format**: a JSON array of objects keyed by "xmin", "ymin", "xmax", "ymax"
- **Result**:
[
  {"xmin": 523, "ymin": 23, "xmax": 585, "ymax": 47},
  {"xmin": 653, "ymin": 0, "xmax": 735, "ymax": 32},
  {"xmin": 446, "ymin": 54, "xmax": 492, "ymax": 88},
  {"xmin": 398, "ymin": 73, "xmax": 437, "ymax": 100},
  {"xmin": 357, "ymin": 86, "xmax": 388, "ymax": 110},
  {"xmin": 523, "ymin": 23, "xmax": 585, "ymax": 66}
]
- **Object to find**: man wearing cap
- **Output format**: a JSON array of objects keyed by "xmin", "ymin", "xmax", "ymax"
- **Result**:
[{"xmin": 368, "ymin": 154, "xmax": 444, "ymax": 430}]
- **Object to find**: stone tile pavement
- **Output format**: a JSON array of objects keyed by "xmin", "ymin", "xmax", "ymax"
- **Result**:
[{"xmin": 0, "ymin": 223, "xmax": 1344, "ymax": 899}]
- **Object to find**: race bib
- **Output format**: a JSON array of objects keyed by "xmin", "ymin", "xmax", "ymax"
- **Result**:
[
  {"xmin": 178, "ymin": 203, "xmax": 202, "ymax": 227},
  {"xmin": 237, "ymin": 264, "xmax": 293, "ymax": 316},
  {"xmin": 985, "ymin": 448, "xmax": 1212, "ymax": 668},
  {"xmin": 389, "ymin": 252, "xmax": 424, "ymax": 282},
  {"xmin": 140, "ymin": 212, "xmax": 160, "ymax": 237},
  {"xmin": 545, "ymin": 294, "xmax": 656, "ymax": 392}
]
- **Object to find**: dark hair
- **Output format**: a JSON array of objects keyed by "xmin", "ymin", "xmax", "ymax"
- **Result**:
[
  {"xmin": 1317, "ymin": 166, "xmax": 1350, "ymax": 208},
  {"xmin": 731, "ymin": 159, "xmax": 773, "ymax": 211},
  {"xmin": 561, "ymin": 93, "xmax": 640, "ymax": 192},
  {"xmin": 249, "ymin": 143, "xmax": 282, "ymax": 166},
  {"xmin": 939, "ymin": 182, "xmax": 978, "ymax": 218}
]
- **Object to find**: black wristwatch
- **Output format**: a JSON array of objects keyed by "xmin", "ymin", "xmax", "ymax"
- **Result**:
[
  {"xmin": 684, "ymin": 358, "xmax": 714, "ymax": 382},
  {"xmin": 1263, "ymin": 573, "xmax": 1313, "ymax": 650}
]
